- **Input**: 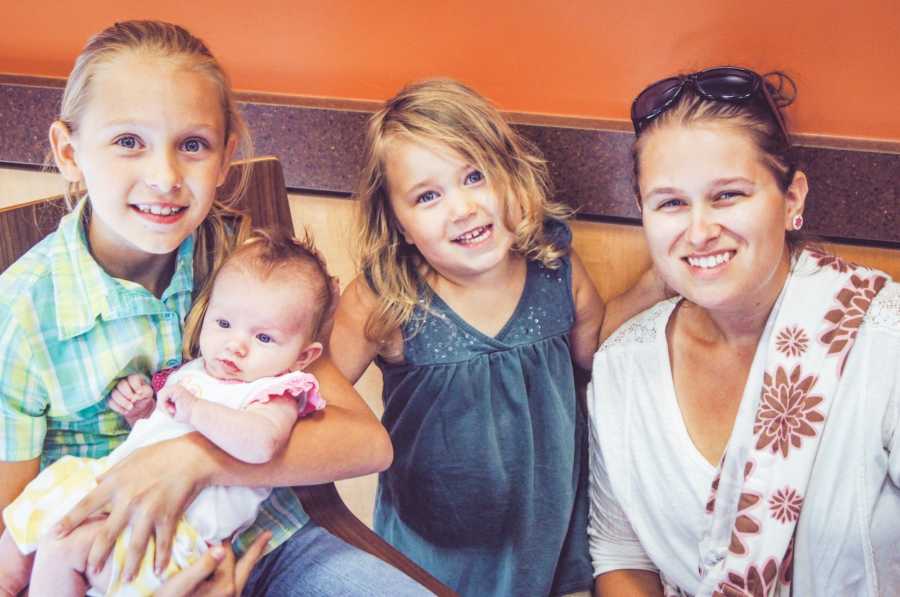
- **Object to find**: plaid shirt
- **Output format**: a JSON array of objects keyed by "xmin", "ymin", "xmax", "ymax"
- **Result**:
[{"xmin": 0, "ymin": 200, "xmax": 308, "ymax": 554}]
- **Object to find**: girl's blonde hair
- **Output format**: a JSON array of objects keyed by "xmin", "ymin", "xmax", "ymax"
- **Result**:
[
  {"xmin": 182, "ymin": 227, "xmax": 335, "ymax": 358},
  {"xmin": 355, "ymin": 78, "xmax": 570, "ymax": 343},
  {"xmin": 57, "ymin": 20, "xmax": 254, "ymax": 290}
]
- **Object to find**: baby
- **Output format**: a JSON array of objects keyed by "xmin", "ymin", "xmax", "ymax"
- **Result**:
[{"xmin": 0, "ymin": 228, "xmax": 334, "ymax": 596}]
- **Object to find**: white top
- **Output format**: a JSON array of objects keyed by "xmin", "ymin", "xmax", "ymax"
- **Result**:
[
  {"xmin": 109, "ymin": 358, "xmax": 317, "ymax": 466},
  {"xmin": 107, "ymin": 358, "xmax": 320, "ymax": 542},
  {"xmin": 587, "ymin": 284, "xmax": 900, "ymax": 596}
]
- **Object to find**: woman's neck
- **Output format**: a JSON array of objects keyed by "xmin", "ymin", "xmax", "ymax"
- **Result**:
[{"xmin": 685, "ymin": 253, "xmax": 792, "ymax": 349}]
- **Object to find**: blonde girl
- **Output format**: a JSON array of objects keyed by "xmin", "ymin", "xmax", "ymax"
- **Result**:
[
  {"xmin": 332, "ymin": 78, "xmax": 664, "ymax": 596},
  {"xmin": 0, "ymin": 20, "xmax": 426, "ymax": 596}
]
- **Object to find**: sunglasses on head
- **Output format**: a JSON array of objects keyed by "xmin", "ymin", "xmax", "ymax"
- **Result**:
[{"xmin": 630, "ymin": 66, "xmax": 789, "ymax": 142}]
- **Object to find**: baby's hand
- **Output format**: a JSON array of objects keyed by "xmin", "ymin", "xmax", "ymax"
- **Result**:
[
  {"xmin": 158, "ymin": 383, "xmax": 200, "ymax": 424},
  {"xmin": 109, "ymin": 374, "xmax": 155, "ymax": 426}
]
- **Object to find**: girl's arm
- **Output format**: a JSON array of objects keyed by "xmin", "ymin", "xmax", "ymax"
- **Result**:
[
  {"xmin": 595, "ymin": 570, "xmax": 665, "ymax": 596},
  {"xmin": 570, "ymin": 251, "xmax": 607, "ymax": 371},
  {"xmin": 570, "ymin": 247, "xmax": 670, "ymax": 370},
  {"xmin": 0, "ymin": 458, "xmax": 40, "ymax": 534},
  {"xmin": 55, "ymin": 353, "xmax": 392, "ymax": 580},
  {"xmin": 328, "ymin": 276, "xmax": 384, "ymax": 384},
  {"xmin": 163, "ymin": 384, "xmax": 298, "ymax": 464},
  {"xmin": 599, "ymin": 266, "xmax": 669, "ymax": 344}
]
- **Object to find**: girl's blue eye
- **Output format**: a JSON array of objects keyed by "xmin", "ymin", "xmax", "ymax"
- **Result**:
[
  {"xmin": 464, "ymin": 170, "xmax": 483, "ymax": 185},
  {"xmin": 417, "ymin": 190, "xmax": 439, "ymax": 204},
  {"xmin": 216, "ymin": 319, "xmax": 230, "ymax": 329},
  {"xmin": 182, "ymin": 138, "xmax": 206, "ymax": 153},
  {"xmin": 256, "ymin": 333, "xmax": 273, "ymax": 344},
  {"xmin": 115, "ymin": 135, "xmax": 139, "ymax": 150}
]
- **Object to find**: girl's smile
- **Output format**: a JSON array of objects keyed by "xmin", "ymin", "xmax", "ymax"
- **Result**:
[
  {"xmin": 385, "ymin": 138, "xmax": 517, "ymax": 285},
  {"xmin": 51, "ymin": 51, "xmax": 234, "ymax": 285}
]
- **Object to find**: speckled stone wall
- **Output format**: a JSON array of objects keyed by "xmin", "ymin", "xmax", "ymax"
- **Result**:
[{"xmin": 2, "ymin": 76, "xmax": 897, "ymax": 245}]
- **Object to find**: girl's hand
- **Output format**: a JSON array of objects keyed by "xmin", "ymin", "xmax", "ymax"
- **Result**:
[
  {"xmin": 155, "ymin": 532, "xmax": 270, "ymax": 597},
  {"xmin": 109, "ymin": 374, "xmax": 155, "ymax": 426},
  {"xmin": 159, "ymin": 383, "xmax": 200, "ymax": 424},
  {"xmin": 52, "ymin": 434, "xmax": 213, "ymax": 582}
]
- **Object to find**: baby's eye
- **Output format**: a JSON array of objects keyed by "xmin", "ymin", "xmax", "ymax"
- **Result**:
[
  {"xmin": 417, "ymin": 190, "xmax": 439, "ymax": 204},
  {"xmin": 182, "ymin": 138, "xmax": 207, "ymax": 153},
  {"xmin": 216, "ymin": 319, "xmax": 230, "ymax": 329},
  {"xmin": 114, "ymin": 135, "xmax": 141, "ymax": 150},
  {"xmin": 464, "ymin": 170, "xmax": 484, "ymax": 185},
  {"xmin": 256, "ymin": 333, "xmax": 273, "ymax": 344}
]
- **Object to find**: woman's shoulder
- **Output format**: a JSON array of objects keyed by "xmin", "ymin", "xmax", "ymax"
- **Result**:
[
  {"xmin": 596, "ymin": 298, "xmax": 678, "ymax": 357},
  {"xmin": 864, "ymin": 279, "xmax": 900, "ymax": 335}
]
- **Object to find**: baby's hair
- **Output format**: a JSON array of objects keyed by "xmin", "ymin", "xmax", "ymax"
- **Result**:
[
  {"xmin": 355, "ymin": 78, "xmax": 570, "ymax": 343},
  {"xmin": 182, "ymin": 227, "xmax": 335, "ymax": 359},
  {"xmin": 55, "ymin": 20, "xmax": 254, "ymax": 289}
]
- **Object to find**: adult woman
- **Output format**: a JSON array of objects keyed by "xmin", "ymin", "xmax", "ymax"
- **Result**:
[{"xmin": 587, "ymin": 66, "xmax": 899, "ymax": 596}]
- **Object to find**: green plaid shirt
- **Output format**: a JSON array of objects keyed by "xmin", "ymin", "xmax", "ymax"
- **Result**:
[{"xmin": 0, "ymin": 200, "xmax": 308, "ymax": 554}]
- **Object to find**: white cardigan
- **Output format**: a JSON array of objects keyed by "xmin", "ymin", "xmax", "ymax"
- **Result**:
[{"xmin": 587, "ymin": 285, "xmax": 900, "ymax": 596}]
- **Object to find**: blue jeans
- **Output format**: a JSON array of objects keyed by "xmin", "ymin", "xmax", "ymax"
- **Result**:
[{"xmin": 242, "ymin": 521, "xmax": 434, "ymax": 596}]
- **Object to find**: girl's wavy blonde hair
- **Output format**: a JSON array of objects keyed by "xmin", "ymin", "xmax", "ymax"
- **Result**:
[
  {"xmin": 355, "ymin": 78, "xmax": 571, "ymax": 343},
  {"xmin": 182, "ymin": 227, "xmax": 335, "ymax": 359},
  {"xmin": 56, "ymin": 20, "xmax": 254, "ymax": 291}
]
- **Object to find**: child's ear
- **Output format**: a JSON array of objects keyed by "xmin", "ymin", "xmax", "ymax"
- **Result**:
[
  {"xmin": 216, "ymin": 134, "xmax": 239, "ymax": 187},
  {"xmin": 294, "ymin": 341, "xmax": 323, "ymax": 370},
  {"xmin": 49, "ymin": 120, "xmax": 83, "ymax": 183}
]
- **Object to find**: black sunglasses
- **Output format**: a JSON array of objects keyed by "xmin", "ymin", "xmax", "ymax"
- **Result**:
[{"xmin": 630, "ymin": 66, "xmax": 789, "ymax": 142}]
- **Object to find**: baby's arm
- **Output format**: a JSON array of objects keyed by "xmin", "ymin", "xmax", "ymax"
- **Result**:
[
  {"xmin": 160, "ymin": 384, "xmax": 298, "ymax": 464},
  {"xmin": 108, "ymin": 374, "xmax": 155, "ymax": 426}
]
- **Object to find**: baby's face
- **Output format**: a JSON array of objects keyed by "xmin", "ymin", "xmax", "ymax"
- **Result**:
[{"xmin": 198, "ymin": 265, "xmax": 319, "ymax": 382}]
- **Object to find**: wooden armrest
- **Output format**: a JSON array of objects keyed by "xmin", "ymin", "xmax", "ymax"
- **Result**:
[
  {"xmin": 294, "ymin": 483, "xmax": 458, "ymax": 596},
  {"xmin": 0, "ymin": 196, "xmax": 68, "ymax": 271}
]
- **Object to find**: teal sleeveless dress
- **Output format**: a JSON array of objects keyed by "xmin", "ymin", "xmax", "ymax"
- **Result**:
[{"xmin": 373, "ymin": 221, "xmax": 592, "ymax": 596}]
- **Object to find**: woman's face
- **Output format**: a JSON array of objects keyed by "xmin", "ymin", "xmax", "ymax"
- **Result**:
[{"xmin": 637, "ymin": 122, "xmax": 806, "ymax": 314}]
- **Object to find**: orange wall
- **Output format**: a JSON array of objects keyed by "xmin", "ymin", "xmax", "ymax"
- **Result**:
[{"xmin": 2, "ymin": 0, "xmax": 898, "ymax": 140}]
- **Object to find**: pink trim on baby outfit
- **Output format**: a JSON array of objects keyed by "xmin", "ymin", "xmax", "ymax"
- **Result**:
[{"xmin": 246, "ymin": 371, "xmax": 325, "ymax": 417}]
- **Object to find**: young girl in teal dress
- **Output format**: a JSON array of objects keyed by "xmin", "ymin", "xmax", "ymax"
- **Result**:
[{"xmin": 332, "ymin": 78, "xmax": 665, "ymax": 596}]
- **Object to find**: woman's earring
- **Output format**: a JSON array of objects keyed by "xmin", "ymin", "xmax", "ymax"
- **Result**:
[{"xmin": 792, "ymin": 214, "xmax": 804, "ymax": 231}]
